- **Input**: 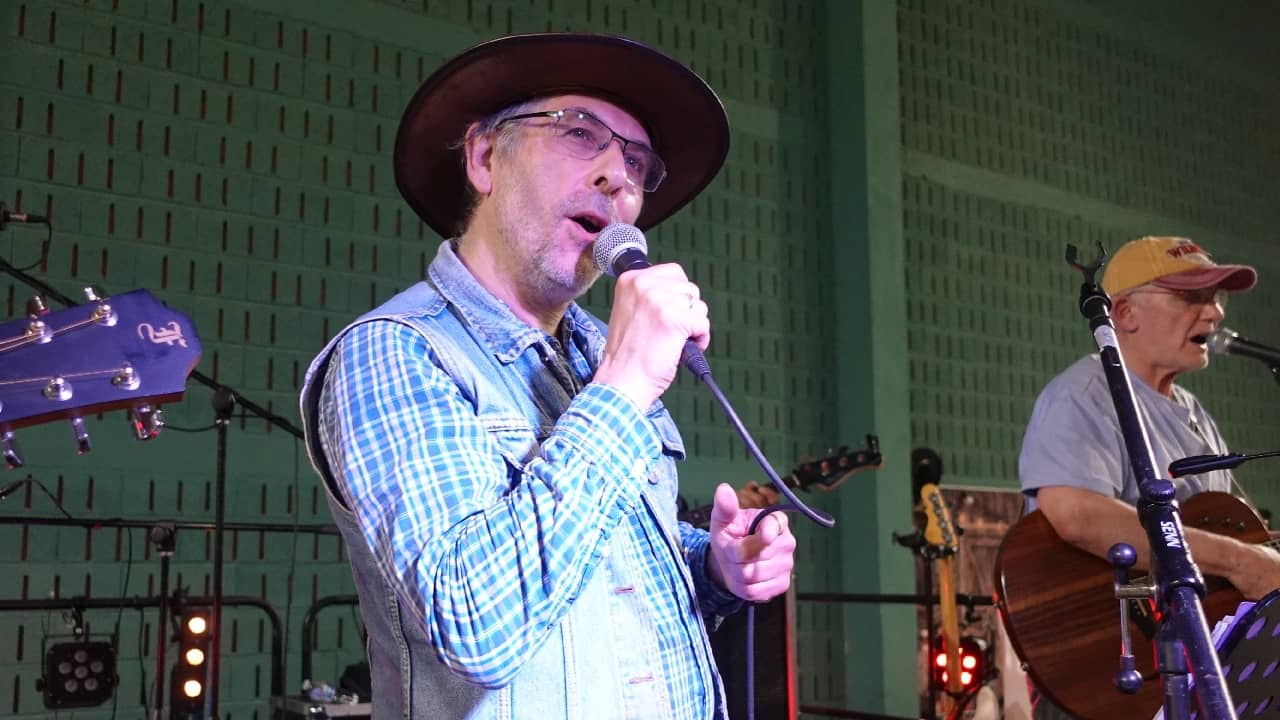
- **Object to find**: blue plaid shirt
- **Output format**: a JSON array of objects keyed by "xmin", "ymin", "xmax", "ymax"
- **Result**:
[{"xmin": 311, "ymin": 240, "xmax": 739, "ymax": 718}]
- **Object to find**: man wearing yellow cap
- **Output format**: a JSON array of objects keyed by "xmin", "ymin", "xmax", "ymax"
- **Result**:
[{"xmin": 1017, "ymin": 236, "xmax": 1280, "ymax": 718}]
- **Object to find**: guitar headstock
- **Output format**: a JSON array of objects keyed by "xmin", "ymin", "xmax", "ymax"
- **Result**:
[
  {"xmin": 783, "ymin": 434, "xmax": 883, "ymax": 492},
  {"xmin": 920, "ymin": 483, "xmax": 959, "ymax": 553},
  {"xmin": 0, "ymin": 288, "xmax": 202, "ymax": 467}
]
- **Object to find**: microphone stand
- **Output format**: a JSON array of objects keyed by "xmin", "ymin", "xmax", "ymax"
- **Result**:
[
  {"xmin": 1066, "ymin": 243, "xmax": 1236, "ymax": 720},
  {"xmin": 149, "ymin": 522, "xmax": 176, "ymax": 720},
  {"xmin": 0, "ymin": 253, "xmax": 306, "ymax": 719}
]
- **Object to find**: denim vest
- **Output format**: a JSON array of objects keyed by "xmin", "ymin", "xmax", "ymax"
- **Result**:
[{"xmin": 299, "ymin": 244, "xmax": 727, "ymax": 719}]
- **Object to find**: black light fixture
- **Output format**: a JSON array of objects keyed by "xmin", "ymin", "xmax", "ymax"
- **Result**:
[
  {"xmin": 170, "ymin": 606, "xmax": 212, "ymax": 719},
  {"xmin": 39, "ymin": 637, "xmax": 118, "ymax": 709},
  {"xmin": 931, "ymin": 635, "xmax": 991, "ymax": 695}
]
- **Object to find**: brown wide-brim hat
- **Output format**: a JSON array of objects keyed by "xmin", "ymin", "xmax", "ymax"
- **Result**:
[{"xmin": 395, "ymin": 33, "xmax": 730, "ymax": 238}]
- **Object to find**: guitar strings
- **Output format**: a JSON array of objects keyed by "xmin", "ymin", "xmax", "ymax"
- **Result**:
[
  {"xmin": 0, "ymin": 366, "xmax": 132, "ymax": 386},
  {"xmin": 0, "ymin": 313, "xmax": 114, "ymax": 354}
]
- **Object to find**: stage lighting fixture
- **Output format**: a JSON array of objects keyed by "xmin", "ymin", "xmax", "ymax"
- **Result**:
[
  {"xmin": 931, "ymin": 635, "xmax": 990, "ymax": 694},
  {"xmin": 39, "ymin": 638, "xmax": 118, "ymax": 709},
  {"xmin": 170, "ymin": 608, "xmax": 211, "ymax": 719}
]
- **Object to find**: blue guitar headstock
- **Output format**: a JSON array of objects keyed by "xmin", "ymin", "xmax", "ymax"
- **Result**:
[{"xmin": 0, "ymin": 288, "xmax": 202, "ymax": 467}]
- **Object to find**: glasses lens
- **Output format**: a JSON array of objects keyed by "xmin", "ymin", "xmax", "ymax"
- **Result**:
[
  {"xmin": 1172, "ymin": 289, "xmax": 1227, "ymax": 308},
  {"xmin": 555, "ymin": 112, "xmax": 608, "ymax": 157},
  {"xmin": 626, "ymin": 146, "xmax": 666, "ymax": 192},
  {"xmin": 552, "ymin": 111, "xmax": 666, "ymax": 192}
]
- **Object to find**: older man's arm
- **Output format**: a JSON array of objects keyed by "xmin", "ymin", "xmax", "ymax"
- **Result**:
[{"xmin": 1036, "ymin": 485, "xmax": 1280, "ymax": 601}]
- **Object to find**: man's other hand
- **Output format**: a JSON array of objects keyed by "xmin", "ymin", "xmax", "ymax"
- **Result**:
[{"xmin": 706, "ymin": 482, "xmax": 796, "ymax": 603}]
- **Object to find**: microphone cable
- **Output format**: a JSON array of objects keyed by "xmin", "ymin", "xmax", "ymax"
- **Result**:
[
  {"xmin": 594, "ymin": 223, "xmax": 836, "ymax": 720},
  {"xmin": 1, "ymin": 201, "xmax": 53, "ymax": 272}
]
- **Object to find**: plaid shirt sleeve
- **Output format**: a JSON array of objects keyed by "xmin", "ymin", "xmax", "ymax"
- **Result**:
[
  {"xmin": 680, "ymin": 523, "xmax": 745, "ymax": 623},
  {"xmin": 317, "ymin": 320, "xmax": 664, "ymax": 688}
]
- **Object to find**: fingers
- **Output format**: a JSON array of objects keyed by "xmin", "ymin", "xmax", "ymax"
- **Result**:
[
  {"xmin": 619, "ymin": 262, "xmax": 699, "ymax": 306},
  {"xmin": 707, "ymin": 500, "xmax": 797, "ymax": 602},
  {"xmin": 715, "ymin": 509, "xmax": 795, "ymax": 564},
  {"xmin": 755, "ymin": 510, "xmax": 790, "ymax": 543},
  {"xmin": 729, "ymin": 528, "xmax": 796, "ymax": 602},
  {"xmin": 709, "ymin": 483, "xmax": 741, "ymax": 530},
  {"xmin": 595, "ymin": 262, "xmax": 709, "ymax": 408},
  {"xmin": 733, "ymin": 561, "xmax": 794, "ymax": 602}
]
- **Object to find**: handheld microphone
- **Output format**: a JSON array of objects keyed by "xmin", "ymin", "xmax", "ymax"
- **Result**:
[
  {"xmin": 1206, "ymin": 328, "xmax": 1280, "ymax": 367},
  {"xmin": 592, "ymin": 223, "xmax": 712, "ymax": 380}
]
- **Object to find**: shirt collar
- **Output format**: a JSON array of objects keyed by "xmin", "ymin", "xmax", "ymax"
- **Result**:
[{"xmin": 427, "ymin": 240, "xmax": 605, "ymax": 365}]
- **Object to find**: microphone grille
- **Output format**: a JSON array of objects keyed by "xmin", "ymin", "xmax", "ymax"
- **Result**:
[
  {"xmin": 592, "ymin": 223, "xmax": 647, "ymax": 277},
  {"xmin": 1206, "ymin": 328, "xmax": 1236, "ymax": 356}
]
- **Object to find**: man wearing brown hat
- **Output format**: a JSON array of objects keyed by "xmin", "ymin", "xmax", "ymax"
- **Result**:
[
  {"xmin": 299, "ymin": 34, "xmax": 796, "ymax": 719},
  {"xmin": 1017, "ymin": 236, "xmax": 1280, "ymax": 719}
]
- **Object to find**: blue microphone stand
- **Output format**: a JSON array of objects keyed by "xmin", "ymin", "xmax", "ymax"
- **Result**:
[{"xmin": 1066, "ymin": 243, "xmax": 1237, "ymax": 720}]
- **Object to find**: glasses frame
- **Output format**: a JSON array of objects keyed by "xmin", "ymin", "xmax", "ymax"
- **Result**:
[
  {"xmin": 494, "ymin": 108, "xmax": 667, "ymax": 192},
  {"xmin": 1126, "ymin": 287, "xmax": 1229, "ymax": 309}
]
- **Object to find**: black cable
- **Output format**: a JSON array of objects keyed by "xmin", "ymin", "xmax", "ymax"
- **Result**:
[
  {"xmin": 108, "ymin": 526, "xmax": 133, "ymax": 720},
  {"xmin": 136, "ymin": 607, "xmax": 150, "ymax": 717},
  {"xmin": 163, "ymin": 413, "xmax": 254, "ymax": 433},
  {"xmin": 27, "ymin": 476, "xmax": 73, "ymax": 520},
  {"xmin": 702, "ymin": 372, "xmax": 833, "ymax": 531},
  {"xmin": 696, "ymin": 371, "xmax": 834, "ymax": 720},
  {"xmin": 2, "ymin": 211, "xmax": 52, "ymax": 272},
  {"xmin": 160, "ymin": 423, "xmax": 219, "ymax": 433},
  {"xmin": 12, "ymin": 223, "xmax": 53, "ymax": 271},
  {"xmin": 281, "ymin": 438, "xmax": 303, "ymax": 692},
  {"xmin": 943, "ymin": 682, "xmax": 984, "ymax": 720}
]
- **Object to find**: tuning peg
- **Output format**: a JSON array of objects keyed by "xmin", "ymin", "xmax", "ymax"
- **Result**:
[
  {"xmin": 25, "ymin": 295, "xmax": 49, "ymax": 318},
  {"xmin": 93, "ymin": 303, "xmax": 117, "ymax": 326},
  {"xmin": 69, "ymin": 417, "xmax": 91, "ymax": 454},
  {"xmin": 1, "ymin": 431, "xmax": 22, "ymax": 469},
  {"xmin": 25, "ymin": 297, "xmax": 53, "ymax": 343},
  {"xmin": 112, "ymin": 364, "xmax": 140, "ymax": 391},
  {"xmin": 129, "ymin": 405, "xmax": 164, "ymax": 440},
  {"xmin": 25, "ymin": 311, "xmax": 52, "ymax": 340},
  {"xmin": 83, "ymin": 288, "xmax": 117, "ymax": 327},
  {"xmin": 42, "ymin": 377, "xmax": 72, "ymax": 401}
]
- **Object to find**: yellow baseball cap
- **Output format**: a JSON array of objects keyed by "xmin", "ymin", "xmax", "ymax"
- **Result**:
[{"xmin": 1101, "ymin": 236, "xmax": 1257, "ymax": 296}]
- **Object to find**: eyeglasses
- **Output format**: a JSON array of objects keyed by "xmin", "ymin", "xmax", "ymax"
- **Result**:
[
  {"xmin": 1127, "ymin": 287, "xmax": 1228, "ymax": 309},
  {"xmin": 495, "ymin": 108, "xmax": 667, "ymax": 192}
]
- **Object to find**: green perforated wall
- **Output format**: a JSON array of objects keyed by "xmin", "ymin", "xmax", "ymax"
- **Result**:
[
  {"xmin": 0, "ymin": 1, "xmax": 847, "ymax": 717},
  {"xmin": 4, "ymin": 0, "xmax": 1278, "ymax": 718},
  {"xmin": 898, "ymin": 0, "xmax": 1280, "ymax": 505}
]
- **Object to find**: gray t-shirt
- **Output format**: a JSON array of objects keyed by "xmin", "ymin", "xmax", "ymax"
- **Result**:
[{"xmin": 1019, "ymin": 354, "xmax": 1233, "ymax": 510}]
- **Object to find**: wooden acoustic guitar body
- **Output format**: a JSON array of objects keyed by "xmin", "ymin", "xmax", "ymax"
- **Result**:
[{"xmin": 994, "ymin": 492, "xmax": 1269, "ymax": 719}]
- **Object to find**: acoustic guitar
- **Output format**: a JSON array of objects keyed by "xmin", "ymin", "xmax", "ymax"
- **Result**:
[{"xmin": 994, "ymin": 492, "xmax": 1273, "ymax": 720}]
